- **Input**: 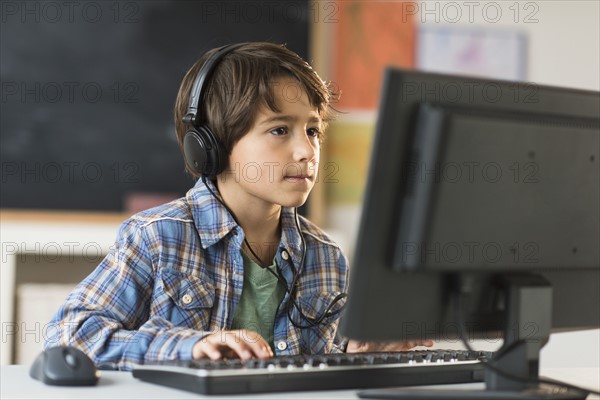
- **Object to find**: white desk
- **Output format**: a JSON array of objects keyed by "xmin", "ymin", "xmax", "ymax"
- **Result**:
[{"xmin": 1, "ymin": 365, "xmax": 598, "ymax": 400}]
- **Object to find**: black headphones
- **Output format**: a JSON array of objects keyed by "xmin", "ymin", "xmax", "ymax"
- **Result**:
[{"xmin": 182, "ymin": 44, "xmax": 244, "ymax": 178}]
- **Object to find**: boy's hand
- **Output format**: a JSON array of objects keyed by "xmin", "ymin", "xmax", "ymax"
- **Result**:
[
  {"xmin": 192, "ymin": 329, "xmax": 274, "ymax": 360},
  {"xmin": 346, "ymin": 339, "xmax": 434, "ymax": 353}
]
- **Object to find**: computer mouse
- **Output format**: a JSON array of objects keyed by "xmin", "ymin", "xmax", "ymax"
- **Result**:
[{"xmin": 29, "ymin": 346, "xmax": 99, "ymax": 386}]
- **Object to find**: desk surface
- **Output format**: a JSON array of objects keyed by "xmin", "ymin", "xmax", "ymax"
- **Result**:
[{"xmin": 1, "ymin": 365, "xmax": 598, "ymax": 400}]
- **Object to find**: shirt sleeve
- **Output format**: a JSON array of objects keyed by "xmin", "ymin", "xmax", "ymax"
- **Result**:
[
  {"xmin": 331, "ymin": 336, "xmax": 350, "ymax": 353},
  {"xmin": 44, "ymin": 218, "xmax": 208, "ymax": 370},
  {"xmin": 323, "ymin": 247, "xmax": 351, "ymax": 354}
]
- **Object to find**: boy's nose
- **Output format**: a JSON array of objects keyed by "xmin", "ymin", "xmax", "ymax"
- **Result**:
[{"xmin": 292, "ymin": 132, "xmax": 318, "ymax": 163}]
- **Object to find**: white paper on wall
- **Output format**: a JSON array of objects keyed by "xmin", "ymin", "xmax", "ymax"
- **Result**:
[{"xmin": 417, "ymin": 26, "xmax": 528, "ymax": 81}]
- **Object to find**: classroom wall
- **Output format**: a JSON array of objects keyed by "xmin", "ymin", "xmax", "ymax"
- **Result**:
[
  {"xmin": 432, "ymin": 0, "xmax": 599, "ymax": 90},
  {"xmin": 519, "ymin": 0, "xmax": 599, "ymax": 91}
]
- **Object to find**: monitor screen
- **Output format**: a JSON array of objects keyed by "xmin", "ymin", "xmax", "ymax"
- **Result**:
[{"xmin": 340, "ymin": 68, "xmax": 599, "ymax": 397}]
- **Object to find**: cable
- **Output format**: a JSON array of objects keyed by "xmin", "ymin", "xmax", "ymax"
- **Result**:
[
  {"xmin": 278, "ymin": 208, "xmax": 347, "ymax": 329},
  {"xmin": 453, "ymin": 288, "xmax": 599, "ymax": 396},
  {"xmin": 203, "ymin": 177, "xmax": 268, "ymax": 266},
  {"xmin": 202, "ymin": 177, "xmax": 347, "ymax": 329}
]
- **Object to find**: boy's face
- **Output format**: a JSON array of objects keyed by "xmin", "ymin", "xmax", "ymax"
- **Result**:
[{"xmin": 218, "ymin": 76, "xmax": 321, "ymax": 209}]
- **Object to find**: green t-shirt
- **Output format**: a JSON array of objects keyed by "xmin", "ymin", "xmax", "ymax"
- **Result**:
[{"xmin": 230, "ymin": 251, "xmax": 286, "ymax": 352}]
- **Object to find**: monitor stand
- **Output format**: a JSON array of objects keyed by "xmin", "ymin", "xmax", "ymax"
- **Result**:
[{"xmin": 358, "ymin": 274, "xmax": 589, "ymax": 400}]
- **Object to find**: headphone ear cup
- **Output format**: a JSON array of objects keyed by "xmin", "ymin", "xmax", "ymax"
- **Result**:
[{"xmin": 183, "ymin": 127, "xmax": 225, "ymax": 178}]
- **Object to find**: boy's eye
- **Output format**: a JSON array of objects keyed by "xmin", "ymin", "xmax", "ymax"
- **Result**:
[
  {"xmin": 307, "ymin": 128, "xmax": 321, "ymax": 138},
  {"xmin": 270, "ymin": 127, "xmax": 288, "ymax": 136}
]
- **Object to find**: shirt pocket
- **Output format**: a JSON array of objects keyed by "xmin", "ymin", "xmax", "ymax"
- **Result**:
[
  {"xmin": 159, "ymin": 268, "xmax": 216, "ymax": 330},
  {"xmin": 297, "ymin": 291, "xmax": 347, "ymax": 353}
]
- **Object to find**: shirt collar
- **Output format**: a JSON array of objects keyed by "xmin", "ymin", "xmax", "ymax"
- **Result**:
[
  {"xmin": 186, "ymin": 178, "xmax": 237, "ymax": 249},
  {"xmin": 279, "ymin": 205, "xmax": 303, "ymax": 262},
  {"xmin": 186, "ymin": 178, "xmax": 303, "ymax": 256}
]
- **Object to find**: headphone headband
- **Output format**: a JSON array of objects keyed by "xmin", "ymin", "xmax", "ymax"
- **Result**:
[
  {"xmin": 182, "ymin": 43, "xmax": 244, "ymax": 178},
  {"xmin": 183, "ymin": 43, "xmax": 244, "ymax": 127}
]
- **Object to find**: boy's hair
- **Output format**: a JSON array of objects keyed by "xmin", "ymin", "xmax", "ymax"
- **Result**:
[{"xmin": 174, "ymin": 42, "xmax": 338, "ymax": 177}]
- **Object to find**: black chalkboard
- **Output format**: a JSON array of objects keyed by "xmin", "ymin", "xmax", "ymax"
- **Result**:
[{"xmin": 1, "ymin": 0, "xmax": 310, "ymax": 211}]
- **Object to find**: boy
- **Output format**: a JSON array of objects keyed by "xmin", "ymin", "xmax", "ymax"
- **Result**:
[{"xmin": 45, "ymin": 42, "xmax": 430, "ymax": 370}]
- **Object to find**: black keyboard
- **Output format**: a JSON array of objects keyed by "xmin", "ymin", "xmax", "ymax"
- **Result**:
[{"xmin": 132, "ymin": 349, "xmax": 492, "ymax": 395}]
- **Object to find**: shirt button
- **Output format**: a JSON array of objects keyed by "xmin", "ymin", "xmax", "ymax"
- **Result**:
[
  {"xmin": 281, "ymin": 250, "xmax": 289, "ymax": 261},
  {"xmin": 276, "ymin": 340, "xmax": 288, "ymax": 351},
  {"xmin": 182, "ymin": 294, "xmax": 193, "ymax": 305}
]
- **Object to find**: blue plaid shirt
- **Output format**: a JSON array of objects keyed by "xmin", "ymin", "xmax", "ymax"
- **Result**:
[{"xmin": 45, "ymin": 179, "xmax": 349, "ymax": 370}]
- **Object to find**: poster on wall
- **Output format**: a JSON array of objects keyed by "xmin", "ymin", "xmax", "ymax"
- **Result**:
[
  {"xmin": 333, "ymin": 1, "xmax": 416, "ymax": 110},
  {"xmin": 417, "ymin": 26, "xmax": 528, "ymax": 81}
]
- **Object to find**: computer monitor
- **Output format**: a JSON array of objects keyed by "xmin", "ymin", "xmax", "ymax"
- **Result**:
[{"xmin": 339, "ymin": 68, "xmax": 599, "ymax": 399}]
